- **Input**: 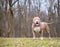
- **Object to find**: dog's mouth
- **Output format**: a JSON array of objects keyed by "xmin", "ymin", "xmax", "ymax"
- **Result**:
[
  {"xmin": 36, "ymin": 22, "xmax": 39, "ymax": 24},
  {"xmin": 34, "ymin": 22, "xmax": 40, "ymax": 26}
]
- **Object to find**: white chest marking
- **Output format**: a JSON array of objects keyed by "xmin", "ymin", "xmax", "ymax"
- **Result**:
[{"xmin": 34, "ymin": 27, "xmax": 40, "ymax": 32}]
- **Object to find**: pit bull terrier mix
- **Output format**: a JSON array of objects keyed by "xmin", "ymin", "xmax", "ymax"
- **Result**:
[{"xmin": 32, "ymin": 17, "xmax": 51, "ymax": 39}]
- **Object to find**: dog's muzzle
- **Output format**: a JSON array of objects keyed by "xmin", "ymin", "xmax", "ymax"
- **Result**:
[{"xmin": 34, "ymin": 21, "xmax": 40, "ymax": 26}]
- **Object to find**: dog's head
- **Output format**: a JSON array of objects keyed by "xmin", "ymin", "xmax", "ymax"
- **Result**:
[{"xmin": 33, "ymin": 16, "xmax": 40, "ymax": 25}]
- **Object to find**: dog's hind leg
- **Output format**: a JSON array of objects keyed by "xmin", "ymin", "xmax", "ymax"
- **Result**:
[
  {"xmin": 47, "ymin": 30, "xmax": 51, "ymax": 39},
  {"xmin": 46, "ymin": 26, "xmax": 51, "ymax": 39}
]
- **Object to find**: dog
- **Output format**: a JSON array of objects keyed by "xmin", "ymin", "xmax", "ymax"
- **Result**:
[{"xmin": 32, "ymin": 16, "xmax": 52, "ymax": 39}]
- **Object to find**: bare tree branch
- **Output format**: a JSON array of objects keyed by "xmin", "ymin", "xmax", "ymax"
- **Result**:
[{"xmin": 11, "ymin": 0, "xmax": 18, "ymax": 6}]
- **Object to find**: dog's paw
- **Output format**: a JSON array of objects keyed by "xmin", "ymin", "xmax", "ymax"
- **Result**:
[
  {"xmin": 33, "ymin": 37, "xmax": 35, "ymax": 39},
  {"xmin": 40, "ymin": 37, "xmax": 43, "ymax": 40},
  {"xmin": 49, "ymin": 37, "xmax": 51, "ymax": 39}
]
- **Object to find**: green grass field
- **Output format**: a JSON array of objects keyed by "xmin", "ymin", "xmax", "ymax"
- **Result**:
[{"xmin": 0, "ymin": 38, "xmax": 60, "ymax": 47}]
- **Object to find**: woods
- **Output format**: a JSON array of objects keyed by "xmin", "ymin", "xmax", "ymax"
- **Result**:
[{"xmin": 0, "ymin": 0, "xmax": 60, "ymax": 37}]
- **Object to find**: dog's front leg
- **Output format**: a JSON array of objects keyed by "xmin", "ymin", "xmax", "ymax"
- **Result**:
[
  {"xmin": 32, "ymin": 29, "xmax": 36, "ymax": 39},
  {"xmin": 33, "ymin": 31, "xmax": 36, "ymax": 39},
  {"xmin": 40, "ymin": 30, "xmax": 43, "ymax": 40},
  {"xmin": 32, "ymin": 24, "xmax": 36, "ymax": 39}
]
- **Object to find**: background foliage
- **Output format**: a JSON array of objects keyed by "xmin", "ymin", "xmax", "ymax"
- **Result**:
[{"xmin": 0, "ymin": 0, "xmax": 60, "ymax": 37}]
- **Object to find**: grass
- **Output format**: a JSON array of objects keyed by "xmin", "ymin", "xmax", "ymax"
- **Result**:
[{"xmin": 0, "ymin": 38, "xmax": 60, "ymax": 47}]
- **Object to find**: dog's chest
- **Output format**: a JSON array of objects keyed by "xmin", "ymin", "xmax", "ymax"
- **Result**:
[{"xmin": 34, "ymin": 27, "xmax": 41, "ymax": 32}]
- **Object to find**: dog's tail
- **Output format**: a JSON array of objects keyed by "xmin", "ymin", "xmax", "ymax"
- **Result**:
[{"xmin": 47, "ymin": 21, "xmax": 55, "ymax": 24}]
